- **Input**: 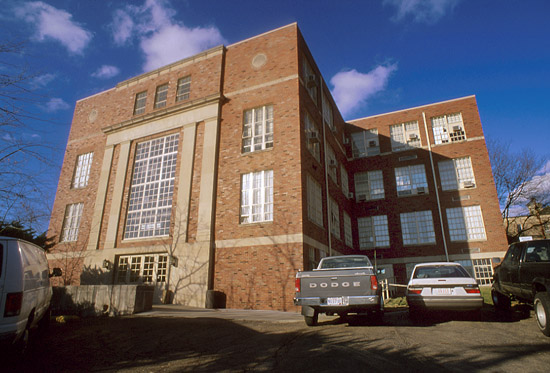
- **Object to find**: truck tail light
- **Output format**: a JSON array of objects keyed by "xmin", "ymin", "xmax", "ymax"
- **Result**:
[
  {"xmin": 295, "ymin": 277, "xmax": 301, "ymax": 293},
  {"xmin": 4, "ymin": 292, "xmax": 23, "ymax": 317},
  {"xmin": 408, "ymin": 287, "xmax": 422, "ymax": 295},
  {"xmin": 370, "ymin": 275, "xmax": 378, "ymax": 291}
]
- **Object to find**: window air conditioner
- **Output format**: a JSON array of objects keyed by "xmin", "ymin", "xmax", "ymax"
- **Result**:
[
  {"xmin": 416, "ymin": 186, "xmax": 426, "ymax": 194},
  {"xmin": 463, "ymin": 180, "xmax": 475, "ymax": 188},
  {"xmin": 357, "ymin": 194, "xmax": 367, "ymax": 202},
  {"xmin": 409, "ymin": 133, "xmax": 418, "ymax": 140},
  {"xmin": 452, "ymin": 125, "xmax": 462, "ymax": 132},
  {"xmin": 329, "ymin": 159, "xmax": 337, "ymax": 168},
  {"xmin": 368, "ymin": 140, "xmax": 377, "ymax": 148},
  {"xmin": 343, "ymin": 137, "xmax": 349, "ymax": 144},
  {"xmin": 307, "ymin": 131, "xmax": 320, "ymax": 143},
  {"xmin": 348, "ymin": 192, "xmax": 354, "ymax": 199},
  {"xmin": 307, "ymin": 75, "xmax": 317, "ymax": 88}
]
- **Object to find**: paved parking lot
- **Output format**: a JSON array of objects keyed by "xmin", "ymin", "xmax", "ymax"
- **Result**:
[{"xmin": 5, "ymin": 304, "xmax": 550, "ymax": 372}]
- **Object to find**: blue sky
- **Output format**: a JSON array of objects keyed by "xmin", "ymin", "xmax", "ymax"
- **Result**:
[{"xmin": 1, "ymin": 0, "xmax": 549, "ymax": 231}]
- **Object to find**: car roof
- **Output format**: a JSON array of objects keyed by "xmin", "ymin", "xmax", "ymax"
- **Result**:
[{"xmin": 413, "ymin": 262, "xmax": 461, "ymax": 268}]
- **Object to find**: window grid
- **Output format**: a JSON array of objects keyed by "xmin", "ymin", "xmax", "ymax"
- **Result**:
[
  {"xmin": 304, "ymin": 112, "xmax": 320, "ymax": 162},
  {"xmin": 134, "ymin": 91, "xmax": 147, "ymax": 115},
  {"xmin": 390, "ymin": 121, "xmax": 421, "ymax": 151},
  {"xmin": 431, "ymin": 113, "xmax": 466, "ymax": 144},
  {"xmin": 124, "ymin": 134, "xmax": 179, "ymax": 239},
  {"xmin": 61, "ymin": 203, "xmax": 83, "ymax": 242},
  {"xmin": 326, "ymin": 144, "xmax": 338, "ymax": 182},
  {"xmin": 307, "ymin": 175, "xmax": 323, "ymax": 227},
  {"xmin": 302, "ymin": 58, "xmax": 317, "ymax": 103},
  {"xmin": 473, "ymin": 258, "xmax": 494, "ymax": 285},
  {"xmin": 329, "ymin": 197, "xmax": 340, "ymax": 239},
  {"xmin": 344, "ymin": 212, "xmax": 353, "ymax": 247},
  {"xmin": 439, "ymin": 157, "xmax": 475, "ymax": 190},
  {"xmin": 395, "ymin": 164, "xmax": 428, "ymax": 196},
  {"xmin": 72, "ymin": 152, "xmax": 93, "ymax": 188},
  {"xmin": 400, "ymin": 210, "xmax": 436, "ymax": 245},
  {"xmin": 355, "ymin": 170, "xmax": 384, "ymax": 201},
  {"xmin": 351, "ymin": 129, "xmax": 380, "ymax": 158},
  {"xmin": 154, "ymin": 83, "xmax": 169, "ymax": 109},
  {"xmin": 240, "ymin": 170, "xmax": 273, "ymax": 224},
  {"xmin": 358, "ymin": 215, "xmax": 390, "ymax": 249},
  {"xmin": 447, "ymin": 205, "xmax": 486, "ymax": 241},
  {"xmin": 341, "ymin": 165, "xmax": 349, "ymax": 197},
  {"xmin": 322, "ymin": 92, "xmax": 334, "ymax": 131},
  {"xmin": 116, "ymin": 254, "xmax": 169, "ymax": 284},
  {"xmin": 176, "ymin": 76, "xmax": 191, "ymax": 102},
  {"xmin": 242, "ymin": 105, "xmax": 274, "ymax": 153}
]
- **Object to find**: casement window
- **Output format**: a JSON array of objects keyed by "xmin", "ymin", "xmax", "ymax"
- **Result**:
[
  {"xmin": 322, "ymin": 92, "xmax": 334, "ymax": 131},
  {"xmin": 326, "ymin": 144, "xmax": 338, "ymax": 183},
  {"xmin": 61, "ymin": 203, "xmax": 83, "ymax": 242},
  {"xmin": 351, "ymin": 129, "xmax": 380, "ymax": 158},
  {"xmin": 355, "ymin": 170, "xmax": 384, "ymax": 201},
  {"xmin": 446, "ymin": 205, "xmax": 486, "ymax": 241},
  {"xmin": 438, "ymin": 157, "xmax": 476, "ymax": 190},
  {"xmin": 124, "ymin": 134, "xmax": 179, "ymax": 239},
  {"xmin": 344, "ymin": 212, "xmax": 353, "ymax": 247},
  {"xmin": 329, "ymin": 196, "xmax": 340, "ymax": 239},
  {"xmin": 72, "ymin": 152, "xmax": 93, "ymax": 188},
  {"xmin": 134, "ymin": 91, "xmax": 147, "ymax": 115},
  {"xmin": 432, "ymin": 113, "xmax": 466, "ymax": 144},
  {"xmin": 307, "ymin": 174, "xmax": 323, "ymax": 227},
  {"xmin": 395, "ymin": 164, "xmax": 428, "ymax": 196},
  {"xmin": 341, "ymin": 165, "xmax": 349, "ymax": 198},
  {"xmin": 240, "ymin": 170, "xmax": 273, "ymax": 224},
  {"xmin": 302, "ymin": 58, "xmax": 317, "ymax": 103},
  {"xmin": 473, "ymin": 258, "xmax": 494, "ymax": 285},
  {"xmin": 358, "ymin": 215, "xmax": 390, "ymax": 249},
  {"xmin": 242, "ymin": 105, "xmax": 274, "ymax": 153},
  {"xmin": 304, "ymin": 112, "xmax": 321, "ymax": 162},
  {"xmin": 116, "ymin": 254, "xmax": 168, "ymax": 284},
  {"xmin": 176, "ymin": 76, "xmax": 191, "ymax": 102},
  {"xmin": 400, "ymin": 210, "xmax": 436, "ymax": 245},
  {"xmin": 390, "ymin": 121, "xmax": 421, "ymax": 151},
  {"xmin": 154, "ymin": 83, "xmax": 169, "ymax": 109}
]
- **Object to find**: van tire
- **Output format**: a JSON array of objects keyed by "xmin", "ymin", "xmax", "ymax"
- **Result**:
[{"xmin": 534, "ymin": 292, "xmax": 550, "ymax": 337}]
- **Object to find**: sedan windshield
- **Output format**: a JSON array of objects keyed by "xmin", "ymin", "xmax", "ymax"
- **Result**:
[{"xmin": 413, "ymin": 265, "xmax": 470, "ymax": 279}]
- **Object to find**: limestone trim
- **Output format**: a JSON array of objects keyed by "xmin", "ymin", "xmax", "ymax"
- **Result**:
[
  {"xmin": 87, "ymin": 145, "xmax": 114, "ymax": 251},
  {"xmin": 224, "ymin": 74, "xmax": 299, "ymax": 98},
  {"xmin": 214, "ymin": 233, "xmax": 328, "ymax": 251}
]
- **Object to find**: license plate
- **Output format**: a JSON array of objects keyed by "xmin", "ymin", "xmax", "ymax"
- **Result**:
[
  {"xmin": 327, "ymin": 297, "xmax": 348, "ymax": 306},
  {"xmin": 432, "ymin": 288, "xmax": 452, "ymax": 295}
]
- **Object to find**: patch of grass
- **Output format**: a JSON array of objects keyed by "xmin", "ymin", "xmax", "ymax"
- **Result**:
[{"xmin": 480, "ymin": 286, "xmax": 493, "ymax": 306}]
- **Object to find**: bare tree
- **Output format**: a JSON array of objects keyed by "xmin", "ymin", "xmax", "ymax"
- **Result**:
[{"xmin": 488, "ymin": 139, "xmax": 549, "ymax": 241}]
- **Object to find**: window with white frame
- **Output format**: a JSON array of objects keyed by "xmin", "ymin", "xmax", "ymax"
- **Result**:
[
  {"xmin": 344, "ymin": 212, "xmax": 353, "ymax": 247},
  {"xmin": 304, "ymin": 111, "xmax": 320, "ymax": 162},
  {"xmin": 302, "ymin": 58, "xmax": 317, "ymax": 103},
  {"xmin": 432, "ymin": 113, "xmax": 466, "ymax": 144},
  {"xmin": 358, "ymin": 215, "xmax": 390, "ymax": 249},
  {"xmin": 72, "ymin": 152, "xmax": 93, "ymax": 188},
  {"xmin": 61, "ymin": 203, "xmax": 83, "ymax": 242},
  {"xmin": 154, "ymin": 83, "xmax": 169, "ymax": 109},
  {"xmin": 329, "ymin": 196, "xmax": 340, "ymax": 239},
  {"xmin": 326, "ymin": 144, "xmax": 338, "ymax": 183},
  {"xmin": 355, "ymin": 170, "xmax": 384, "ymax": 201},
  {"xmin": 473, "ymin": 258, "xmax": 493, "ymax": 285},
  {"xmin": 341, "ymin": 165, "xmax": 349, "ymax": 197},
  {"xmin": 124, "ymin": 134, "xmax": 179, "ymax": 239},
  {"xmin": 351, "ymin": 129, "xmax": 380, "ymax": 158},
  {"xmin": 240, "ymin": 170, "xmax": 273, "ymax": 224},
  {"xmin": 176, "ymin": 76, "xmax": 191, "ymax": 102},
  {"xmin": 242, "ymin": 105, "xmax": 274, "ymax": 153},
  {"xmin": 446, "ymin": 205, "xmax": 486, "ymax": 241},
  {"xmin": 395, "ymin": 164, "xmax": 428, "ymax": 196},
  {"xmin": 438, "ymin": 157, "xmax": 476, "ymax": 190},
  {"xmin": 134, "ymin": 91, "xmax": 147, "ymax": 115},
  {"xmin": 116, "ymin": 254, "xmax": 168, "ymax": 284},
  {"xmin": 400, "ymin": 210, "xmax": 436, "ymax": 245},
  {"xmin": 390, "ymin": 121, "xmax": 421, "ymax": 151},
  {"xmin": 322, "ymin": 92, "xmax": 334, "ymax": 131},
  {"xmin": 307, "ymin": 174, "xmax": 323, "ymax": 227}
]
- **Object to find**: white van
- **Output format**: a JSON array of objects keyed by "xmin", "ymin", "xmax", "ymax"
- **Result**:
[{"xmin": 0, "ymin": 237, "xmax": 61, "ymax": 352}]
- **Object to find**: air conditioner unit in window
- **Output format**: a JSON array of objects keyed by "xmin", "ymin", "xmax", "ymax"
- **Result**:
[
  {"xmin": 348, "ymin": 192, "xmax": 354, "ymax": 199},
  {"xmin": 368, "ymin": 140, "xmax": 377, "ymax": 148},
  {"xmin": 328, "ymin": 159, "xmax": 337, "ymax": 168},
  {"xmin": 409, "ymin": 133, "xmax": 418, "ymax": 140},
  {"xmin": 343, "ymin": 136, "xmax": 350, "ymax": 144},
  {"xmin": 307, "ymin": 131, "xmax": 320, "ymax": 143},
  {"xmin": 463, "ymin": 180, "xmax": 475, "ymax": 188},
  {"xmin": 452, "ymin": 125, "xmax": 462, "ymax": 132},
  {"xmin": 357, "ymin": 194, "xmax": 367, "ymax": 202},
  {"xmin": 307, "ymin": 75, "xmax": 317, "ymax": 88},
  {"xmin": 397, "ymin": 190, "xmax": 412, "ymax": 196},
  {"xmin": 416, "ymin": 186, "xmax": 426, "ymax": 194}
]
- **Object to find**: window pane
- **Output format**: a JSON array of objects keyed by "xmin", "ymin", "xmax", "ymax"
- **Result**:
[{"xmin": 242, "ymin": 105, "xmax": 274, "ymax": 153}]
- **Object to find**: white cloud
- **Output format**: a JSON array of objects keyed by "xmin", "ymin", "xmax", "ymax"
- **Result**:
[
  {"xmin": 111, "ymin": 0, "xmax": 225, "ymax": 72},
  {"xmin": 384, "ymin": 0, "xmax": 461, "ymax": 24},
  {"xmin": 330, "ymin": 63, "xmax": 398, "ymax": 118},
  {"xmin": 31, "ymin": 73, "xmax": 56, "ymax": 88},
  {"xmin": 92, "ymin": 65, "xmax": 121, "ymax": 79},
  {"xmin": 538, "ymin": 160, "xmax": 550, "ymax": 175},
  {"xmin": 14, "ymin": 1, "xmax": 92, "ymax": 55},
  {"xmin": 44, "ymin": 98, "xmax": 70, "ymax": 112}
]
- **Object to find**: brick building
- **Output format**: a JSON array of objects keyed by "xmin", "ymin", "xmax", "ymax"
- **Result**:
[{"xmin": 47, "ymin": 23, "xmax": 508, "ymax": 311}]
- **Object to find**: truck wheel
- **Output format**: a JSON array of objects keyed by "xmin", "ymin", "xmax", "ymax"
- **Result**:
[
  {"xmin": 492, "ymin": 289, "xmax": 511, "ymax": 312},
  {"xmin": 304, "ymin": 311, "xmax": 318, "ymax": 327},
  {"xmin": 534, "ymin": 293, "xmax": 550, "ymax": 337}
]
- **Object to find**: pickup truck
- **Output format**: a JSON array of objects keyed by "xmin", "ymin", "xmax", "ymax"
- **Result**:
[
  {"xmin": 294, "ymin": 255, "xmax": 383, "ymax": 326},
  {"xmin": 491, "ymin": 239, "xmax": 550, "ymax": 336}
]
